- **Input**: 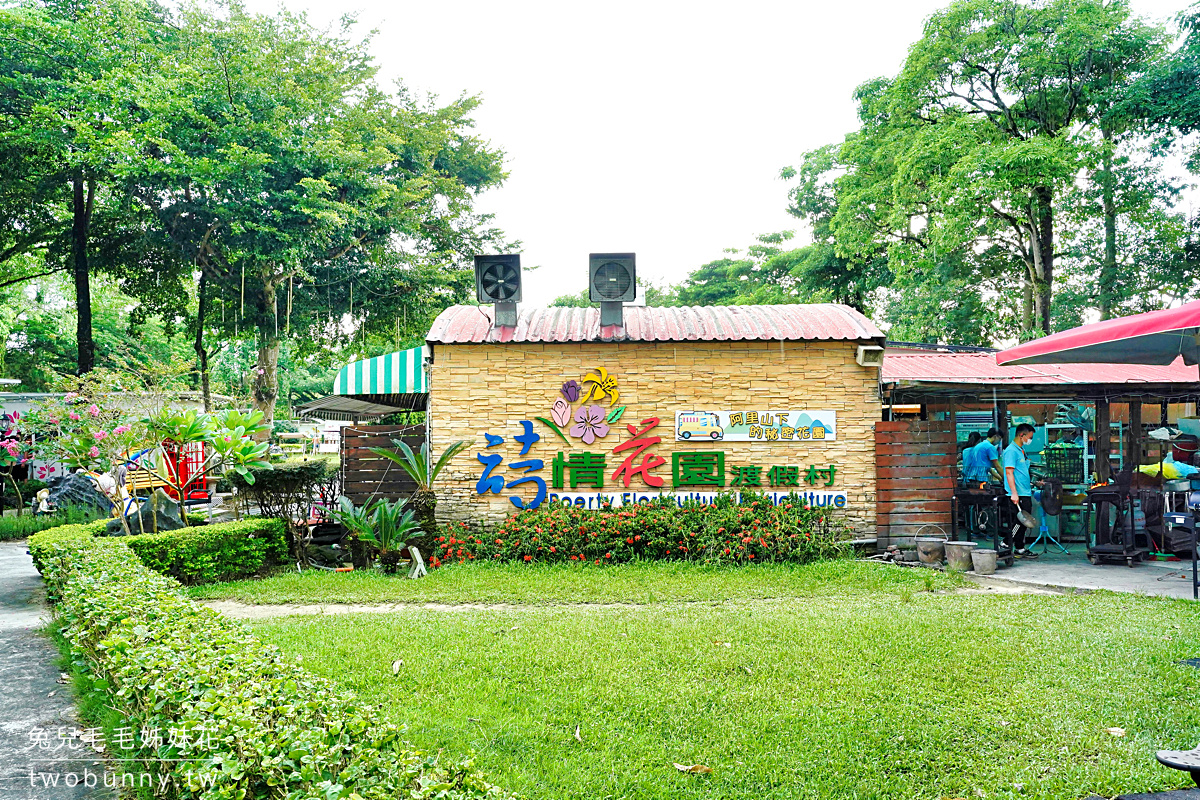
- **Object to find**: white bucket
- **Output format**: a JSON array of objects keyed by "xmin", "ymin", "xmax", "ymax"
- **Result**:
[
  {"xmin": 971, "ymin": 548, "xmax": 998, "ymax": 575},
  {"xmin": 944, "ymin": 540, "xmax": 978, "ymax": 572}
]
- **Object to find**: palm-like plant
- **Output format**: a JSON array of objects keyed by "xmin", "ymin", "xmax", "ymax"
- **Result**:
[
  {"xmin": 331, "ymin": 496, "xmax": 374, "ymax": 539},
  {"xmin": 367, "ymin": 439, "xmax": 466, "ymax": 548},
  {"xmin": 331, "ymin": 496, "xmax": 419, "ymax": 574},
  {"xmin": 365, "ymin": 499, "xmax": 419, "ymax": 573}
]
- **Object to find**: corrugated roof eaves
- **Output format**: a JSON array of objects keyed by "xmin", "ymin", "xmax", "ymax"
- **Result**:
[{"xmin": 426, "ymin": 303, "xmax": 884, "ymax": 344}]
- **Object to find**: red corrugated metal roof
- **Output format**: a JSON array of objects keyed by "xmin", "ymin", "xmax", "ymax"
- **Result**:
[
  {"xmin": 883, "ymin": 352, "xmax": 1200, "ymax": 385},
  {"xmin": 426, "ymin": 304, "xmax": 884, "ymax": 344}
]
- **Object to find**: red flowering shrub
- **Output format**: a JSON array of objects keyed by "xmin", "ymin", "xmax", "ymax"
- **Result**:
[{"xmin": 432, "ymin": 493, "xmax": 852, "ymax": 567}]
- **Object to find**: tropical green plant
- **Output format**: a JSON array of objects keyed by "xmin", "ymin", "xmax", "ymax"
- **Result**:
[
  {"xmin": 331, "ymin": 496, "xmax": 419, "ymax": 573},
  {"xmin": 365, "ymin": 500, "xmax": 419, "ymax": 574},
  {"xmin": 143, "ymin": 407, "xmax": 273, "ymax": 510},
  {"xmin": 331, "ymin": 495, "xmax": 375, "ymax": 540},
  {"xmin": 367, "ymin": 439, "xmax": 467, "ymax": 549},
  {"xmin": 369, "ymin": 439, "xmax": 468, "ymax": 491}
]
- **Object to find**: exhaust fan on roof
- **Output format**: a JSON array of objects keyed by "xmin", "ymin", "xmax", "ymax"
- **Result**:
[
  {"xmin": 475, "ymin": 254, "xmax": 521, "ymax": 327},
  {"xmin": 589, "ymin": 253, "xmax": 635, "ymax": 326},
  {"xmin": 856, "ymin": 345, "xmax": 885, "ymax": 367}
]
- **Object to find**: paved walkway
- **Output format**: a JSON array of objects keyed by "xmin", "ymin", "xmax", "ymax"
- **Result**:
[
  {"xmin": 0, "ymin": 542, "xmax": 111, "ymax": 799},
  {"xmin": 972, "ymin": 550, "xmax": 1198, "ymax": 600}
]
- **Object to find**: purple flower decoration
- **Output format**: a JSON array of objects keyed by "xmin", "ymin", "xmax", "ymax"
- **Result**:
[
  {"xmin": 569, "ymin": 404, "xmax": 610, "ymax": 445},
  {"xmin": 561, "ymin": 380, "xmax": 581, "ymax": 403}
]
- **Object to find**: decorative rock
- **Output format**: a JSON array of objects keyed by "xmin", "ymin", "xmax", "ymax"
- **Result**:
[
  {"xmin": 106, "ymin": 489, "xmax": 186, "ymax": 535},
  {"xmin": 44, "ymin": 473, "xmax": 110, "ymax": 516}
]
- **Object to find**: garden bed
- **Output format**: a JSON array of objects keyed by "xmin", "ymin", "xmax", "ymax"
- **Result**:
[{"xmin": 430, "ymin": 493, "xmax": 851, "ymax": 568}]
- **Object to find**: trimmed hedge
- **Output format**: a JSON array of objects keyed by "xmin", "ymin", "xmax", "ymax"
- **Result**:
[
  {"xmin": 30, "ymin": 518, "xmax": 288, "ymax": 585},
  {"xmin": 30, "ymin": 524, "xmax": 514, "ymax": 800},
  {"xmin": 123, "ymin": 518, "xmax": 289, "ymax": 585}
]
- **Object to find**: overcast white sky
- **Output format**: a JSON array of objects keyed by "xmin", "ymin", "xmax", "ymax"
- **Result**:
[{"xmin": 249, "ymin": 0, "xmax": 1194, "ymax": 306}]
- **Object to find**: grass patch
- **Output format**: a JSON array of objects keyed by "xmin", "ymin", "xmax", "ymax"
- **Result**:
[
  {"xmin": 0, "ymin": 507, "xmax": 107, "ymax": 541},
  {"xmin": 188, "ymin": 560, "xmax": 968, "ymax": 605},
  {"xmin": 250, "ymin": 570, "xmax": 1200, "ymax": 800}
]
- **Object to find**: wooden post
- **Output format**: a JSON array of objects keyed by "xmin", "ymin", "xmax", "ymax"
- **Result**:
[
  {"xmin": 1095, "ymin": 399, "xmax": 1111, "ymax": 484},
  {"xmin": 997, "ymin": 401, "xmax": 1009, "ymax": 445},
  {"xmin": 1128, "ymin": 401, "xmax": 1142, "ymax": 470},
  {"xmin": 949, "ymin": 398, "xmax": 958, "ymax": 483},
  {"xmin": 1161, "ymin": 400, "xmax": 1170, "ymax": 472}
]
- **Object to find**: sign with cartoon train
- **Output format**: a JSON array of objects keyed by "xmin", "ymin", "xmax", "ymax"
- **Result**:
[{"xmin": 674, "ymin": 410, "xmax": 837, "ymax": 442}]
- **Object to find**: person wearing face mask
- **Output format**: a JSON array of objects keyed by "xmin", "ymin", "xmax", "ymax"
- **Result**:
[{"xmin": 1002, "ymin": 423, "xmax": 1041, "ymax": 559}]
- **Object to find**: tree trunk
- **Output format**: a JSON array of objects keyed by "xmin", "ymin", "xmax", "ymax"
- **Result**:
[
  {"xmin": 252, "ymin": 274, "xmax": 280, "ymax": 437},
  {"xmin": 1031, "ymin": 186, "xmax": 1054, "ymax": 335},
  {"xmin": 407, "ymin": 489, "xmax": 438, "ymax": 552},
  {"xmin": 1021, "ymin": 274, "xmax": 1033, "ymax": 333},
  {"xmin": 252, "ymin": 334, "xmax": 279, "ymax": 435},
  {"xmin": 72, "ymin": 172, "xmax": 95, "ymax": 375},
  {"xmin": 1098, "ymin": 125, "xmax": 1118, "ymax": 320},
  {"xmin": 194, "ymin": 271, "xmax": 212, "ymax": 412}
]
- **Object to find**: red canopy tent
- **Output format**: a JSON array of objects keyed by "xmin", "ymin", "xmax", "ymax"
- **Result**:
[
  {"xmin": 997, "ymin": 302, "xmax": 1200, "ymax": 600},
  {"xmin": 996, "ymin": 301, "xmax": 1200, "ymax": 367}
]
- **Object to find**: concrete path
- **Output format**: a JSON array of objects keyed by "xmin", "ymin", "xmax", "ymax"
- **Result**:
[
  {"xmin": 974, "ymin": 550, "xmax": 1198, "ymax": 601},
  {"xmin": 0, "ymin": 542, "xmax": 111, "ymax": 799}
]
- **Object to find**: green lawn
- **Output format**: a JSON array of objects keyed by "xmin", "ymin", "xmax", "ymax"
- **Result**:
[
  {"xmin": 243, "ymin": 562, "xmax": 1200, "ymax": 800},
  {"xmin": 189, "ymin": 559, "xmax": 968, "ymax": 605}
]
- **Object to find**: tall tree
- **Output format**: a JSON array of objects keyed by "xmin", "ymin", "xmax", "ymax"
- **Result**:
[
  {"xmin": 126, "ymin": 4, "xmax": 506, "ymax": 427},
  {"xmin": 799, "ymin": 0, "xmax": 1167, "ymax": 339},
  {"xmin": 1127, "ymin": 3, "xmax": 1200, "ymax": 172},
  {"xmin": 0, "ymin": 0, "xmax": 185, "ymax": 374}
]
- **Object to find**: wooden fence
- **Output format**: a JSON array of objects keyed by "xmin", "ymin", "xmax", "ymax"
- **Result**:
[
  {"xmin": 340, "ymin": 425, "xmax": 426, "ymax": 506},
  {"xmin": 875, "ymin": 419, "xmax": 956, "ymax": 549}
]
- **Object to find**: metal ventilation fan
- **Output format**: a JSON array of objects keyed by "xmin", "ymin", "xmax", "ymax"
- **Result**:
[
  {"xmin": 588, "ymin": 253, "xmax": 636, "ymax": 303},
  {"xmin": 474, "ymin": 254, "xmax": 521, "ymax": 327},
  {"xmin": 474, "ymin": 254, "xmax": 522, "ymax": 303}
]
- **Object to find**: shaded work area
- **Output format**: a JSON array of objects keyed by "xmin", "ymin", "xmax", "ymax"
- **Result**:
[{"xmin": 880, "ymin": 348, "xmax": 1200, "ymax": 592}]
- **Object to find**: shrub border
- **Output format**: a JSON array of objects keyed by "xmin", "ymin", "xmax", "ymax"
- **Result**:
[{"xmin": 29, "ymin": 524, "xmax": 513, "ymax": 799}]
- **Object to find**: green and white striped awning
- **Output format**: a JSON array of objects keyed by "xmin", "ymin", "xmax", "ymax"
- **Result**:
[{"xmin": 334, "ymin": 346, "xmax": 427, "ymax": 396}]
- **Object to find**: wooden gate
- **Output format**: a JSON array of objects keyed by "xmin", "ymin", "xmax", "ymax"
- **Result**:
[
  {"xmin": 340, "ymin": 424, "xmax": 426, "ymax": 507},
  {"xmin": 875, "ymin": 420, "xmax": 956, "ymax": 549}
]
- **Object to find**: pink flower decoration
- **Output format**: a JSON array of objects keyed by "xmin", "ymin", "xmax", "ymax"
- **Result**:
[
  {"xmin": 88, "ymin": 446, "xmax": 100, "ymax": 458},
  {"xmin": 63, "ymin": 392, "xmax": 78, "ymax": 401},
  {"xmin": 551, "ymin": 398, "xmax": 572, "ymax": 428},
  {"xmin": 113, "ymin": 425, "xmax": 131, "ymax": 435},
  {"xmin": 87, "ymin": 404, "xmax": 100, "ymax": 417},
  {"xmin": 93, "ymin": 430, "xmax": 108, "ymax": 441},
  {"xmin": 569, "ymin": 404, "xmax": 610, "ymax": 445},
  {"xmin": 68, "ymin": 412, "xmax": 80, "ymax": 421}
]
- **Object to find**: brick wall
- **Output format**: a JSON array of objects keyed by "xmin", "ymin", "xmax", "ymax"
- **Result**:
[{"xmin": 427, "ymin": 340, "xmax": 881, "ymax": 534}]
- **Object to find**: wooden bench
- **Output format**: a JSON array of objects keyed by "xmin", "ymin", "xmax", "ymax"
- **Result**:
[{"xmin": 125, "ymin": 469, "xmax": 173, "ymax": 496}]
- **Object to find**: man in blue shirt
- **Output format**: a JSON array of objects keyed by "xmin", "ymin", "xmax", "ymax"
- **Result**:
[
  {"xmin": 1003, "ymin": 423, "xmax": 1039, "ymax": 559},
  {"xmin": 960, "ymin": 432, "xmax": 982, "ymax": 485},
  {"xmin": 971, "ymin": 429, "xmax": 1003, "ymax": 483}
]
